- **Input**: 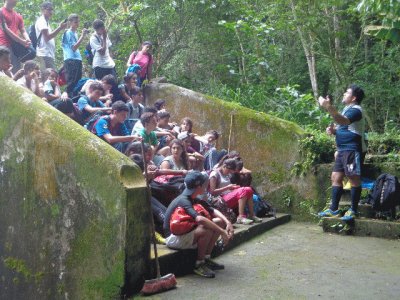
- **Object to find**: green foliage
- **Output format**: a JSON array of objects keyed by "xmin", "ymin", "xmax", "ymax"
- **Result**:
[
  {"xmin": 367, "ymin": 131, "xmax": 400, "ymax": 155},
  {"xmin": 14, "ymin": 0, "xmax": 399, "ymax": 135},
  {"xmin": 292, "ymin": 130, "xmax": 336, "ymax": 176},
  {"xmin": 358, "ymin": 0, "xmax": 400, "ymax": 43},
  {"xmin": 268, "ymin": 85, "xmax": 331, "ymax": 131}
]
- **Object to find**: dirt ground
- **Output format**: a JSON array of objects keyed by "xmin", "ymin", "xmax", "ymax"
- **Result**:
[{"xmin": 136, "ymin": 222, "xmax": 400, "ymax": 300}]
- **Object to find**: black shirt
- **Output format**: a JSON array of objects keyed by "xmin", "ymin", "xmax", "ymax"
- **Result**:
[{"xmin": 163, "ymin": 194, "xmax": 214, "ymax": 236}]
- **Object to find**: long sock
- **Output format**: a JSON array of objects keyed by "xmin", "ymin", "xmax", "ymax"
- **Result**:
[
  {"xmin": 330, "ymin": 186, "xmax": 343, "ymax": 211},
  {"xmin": 351, "ymin": 186, "xmax": 362, "ymax": 213}
]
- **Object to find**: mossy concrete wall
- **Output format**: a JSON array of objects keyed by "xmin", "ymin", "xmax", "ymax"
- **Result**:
[
  {"xmin": 0, "ymin": 77, "xmax": 150, "ymax": 299},
  {"xmin": 144, "ymin": 83, "xmax": 324, "ymax": 220}
]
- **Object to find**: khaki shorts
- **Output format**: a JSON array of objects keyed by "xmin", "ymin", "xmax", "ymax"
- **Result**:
[{"xmin": 166, "ymin": 230, "xmax": 197, "ymax": 250}]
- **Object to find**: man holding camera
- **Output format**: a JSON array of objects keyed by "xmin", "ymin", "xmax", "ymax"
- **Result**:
[
  {"xmin": 35, "ymin": 2, "xmax": 67, "ymax": 72},
  {"xmin": 61, "ymin": 13, "xmax": 88, "ymax": 98},
  {"xmin": 318, "ymin": 84, "xmax": 366, "ymax": 221}
]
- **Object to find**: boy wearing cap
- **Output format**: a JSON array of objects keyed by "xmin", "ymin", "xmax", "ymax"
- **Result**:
[{"xmin": 163, "ymin": 171, "xmax": 234, "ymax": 278}]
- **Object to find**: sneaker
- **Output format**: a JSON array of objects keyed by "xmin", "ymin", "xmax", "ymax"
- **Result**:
[
  {"xmin": 154, "ymin": 231, "xmax": 166, "ymax": 245},
  {"xmin": 317, "ymin": 209, "xmax": 341, "ymax": 218},
  {"xmin": 205, "ymin": 258, "xmax": 225, "ymax": 270},
  {"xmin": 250, "ymin": 216, "xmax": 263, "ymax": 223},
  {"xmin": 194, "ymin": 263, "xmax": 215, "ymax": 278},
  {"xmin": 236, "ymin": 216, "xmax": 254, "ymax": 225},
  {"xmin": 341, "ymin": 209, "xmax": 356, "ymax": 221}
]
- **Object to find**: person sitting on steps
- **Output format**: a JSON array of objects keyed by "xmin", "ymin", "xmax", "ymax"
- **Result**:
[
  {"xmin": 163, "ymin": 171, "xmax": 234, "ymax": 278},
  {"xmin": 208, "ymin": 158, "xmax": 262, "ymax": 225}
]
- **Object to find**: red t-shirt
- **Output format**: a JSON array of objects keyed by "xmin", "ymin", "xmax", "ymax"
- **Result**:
[
  {"xmin": 0, "ymin": 7, "xmax": 24, "ymax": 47},
  {"xmin": 130, "ymin": 51, "xmax": 153, "ymax": 79}
]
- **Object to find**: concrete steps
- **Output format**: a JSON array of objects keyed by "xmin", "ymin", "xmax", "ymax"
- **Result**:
[
  {"xmin": 321, "ymin": 217, "xmax": 400, "ymax": 239},
  {"xmin": 150, "ymin": 213, "xmax": 291, "ymax": 276},
  {"xmin": 321, "ymin": 187, "xmax": 400, "ymax": 239}
]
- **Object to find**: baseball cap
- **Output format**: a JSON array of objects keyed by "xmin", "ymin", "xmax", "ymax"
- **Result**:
[{"xmin": 182, "ymin": 171, "xmax": 208, "ymax": 196}]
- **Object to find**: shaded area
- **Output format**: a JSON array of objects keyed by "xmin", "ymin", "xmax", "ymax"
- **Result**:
[{"xmin": 143, "ymin": 222, "xmax": 400, "ymax": 299}]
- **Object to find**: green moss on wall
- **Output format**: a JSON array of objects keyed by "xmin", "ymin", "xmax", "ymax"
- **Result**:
[{"xmin": 3, "ymin": 257, "xmax": 44, "ymax": 284}]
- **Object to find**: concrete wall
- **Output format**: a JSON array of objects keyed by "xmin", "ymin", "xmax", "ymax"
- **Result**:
[
  {"xmin": 0, "ymin": 77, "xmax": 150, "ymax": 299},
  {"xmin": 144, "ymin": 83, "xmax": 324, "ymax": 220}
]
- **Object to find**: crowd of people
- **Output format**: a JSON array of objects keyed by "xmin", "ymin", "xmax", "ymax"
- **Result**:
[
  {"xmin": 0, "ymin": 0, "xmax": 268, "ymax": 279},
  {"xmin": 0, "ymin": 0, "xmax": 368, "ymax": 281}
]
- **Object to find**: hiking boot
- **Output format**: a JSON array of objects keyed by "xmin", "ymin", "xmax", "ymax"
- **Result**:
[
  {"xmin": 236, "ymin": 216, "xmax": 254, "ymax": 225},
  {"xmin": 341, "ymin": 209, "xmax": 356, "ymax": 221},
  {"xmin": 318, "ymin": 209, "xmax": 341, "ymax": 218},
  {"xmin": 155, "ymin": 231, "xmax": 166, "ymax": 245},
  {"xmin": 194, "ymin": 263, "xmax": 215, "ymax": 278},
  {"xmin": 205, "ymin": 258, "xmax": 225, "ymax": 270},
  {"xmin": 250, "ymin": 216, "xmax": 263, "ymax": 223}
]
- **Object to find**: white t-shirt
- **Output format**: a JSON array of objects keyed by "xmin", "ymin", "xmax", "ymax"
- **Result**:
[
  {"xmin": 209, "ymin": 169, "xmax": 231, "ymax": 196},
  {"xmin": 35, "ymin": 15, "xmax": 55, "ymax": 58},
  {"xmin": 16, "ymin": 76, "xmax": 39, "ymax": 94},
  {"xmin": 90, "ymin": 34, "xmax": 115, "ymax": 68}
]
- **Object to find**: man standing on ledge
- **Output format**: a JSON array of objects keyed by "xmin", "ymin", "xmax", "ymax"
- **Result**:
[{"xmin": 318, "ymin": 84, "xmax": 365, "ymax": 221}]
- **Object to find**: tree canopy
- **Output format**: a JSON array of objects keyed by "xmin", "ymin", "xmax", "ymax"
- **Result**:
[{"xmin": 18, "ymin": 0, "xmax": 400, "ymax": 133}]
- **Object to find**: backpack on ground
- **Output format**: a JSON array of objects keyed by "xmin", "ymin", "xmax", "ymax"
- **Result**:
[
  {"xmin": 28, "ymin": 24, "xmax": 42, "ymax": 49},
  {"xmin": 207, "ymin": 195, "xmax": 237, "ymax": 224},
  {"xmin": 252, "ymin": 194, "xmax": 275, "ymax": 218},
  {"xmin": 366, "ymin": 173, "xmax": 400, "ymax": 217}
]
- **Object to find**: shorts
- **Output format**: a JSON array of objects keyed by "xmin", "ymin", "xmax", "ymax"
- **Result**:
[
  {"xmin": 165, "ymin": 230, "xmax": 197, "ymax": 250},
  {"xmin": 222, "ymin": 186, "xmax": 253, "ymax": 209},
  {"xmin": 333, "ymin": 150, "xmax": 361, "ymax": 177}
]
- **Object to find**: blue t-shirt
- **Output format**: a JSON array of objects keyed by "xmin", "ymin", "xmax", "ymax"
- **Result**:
[
  {"xmin": 94, "ymin": 116, "xmax": 129, "ymax": 142},
  {"xmin": 62, "ymin": 29, "xmax": 82, "ymax": 61},
  {"xmin": 77, "ymin": 95, "xmax": 104, "ymax": 121},
  {"xmin": 336, "ymin": 106, "xmax": 363, "ymax": 152}
]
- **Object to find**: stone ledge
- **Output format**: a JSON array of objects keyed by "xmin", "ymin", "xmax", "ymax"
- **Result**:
[
  {"xmin": 321, "ymin": 217, "xmax": 400, "ymax": 239},
  {"xmin": 149, "ymin": 213, "xmax": 291, "ymax": 277}
]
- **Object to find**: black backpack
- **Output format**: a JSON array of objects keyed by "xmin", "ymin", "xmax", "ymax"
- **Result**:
[
  {"xmin": 86, "ymin": 113, "xmax": 109, "ymax": 133},
  {"xmin": 84, "ymin": 35, "xmax": 101, "ymax": 65},
  {"xmin": 366, "ymin": 173, "xmax": 400, "ymax": 213},
  {"xmin": 28, "ymin": 24, "xmax": 43, "ymax": 49}
]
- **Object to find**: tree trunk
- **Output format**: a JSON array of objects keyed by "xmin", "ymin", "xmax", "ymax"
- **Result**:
[{"xmin": 291, "ymin": 1, "xmax": 318, "ymax": 99}]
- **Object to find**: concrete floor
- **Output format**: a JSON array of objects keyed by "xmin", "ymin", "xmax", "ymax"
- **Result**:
[{"xmin": 135, "ymin": 222, "xmax": 400, "ymax": 300}]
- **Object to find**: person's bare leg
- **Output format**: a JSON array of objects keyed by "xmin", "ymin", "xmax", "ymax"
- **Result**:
[
  {"xmin": 205, "ymin": 218, "xmax": 224, "ymax": 255},
  {"xmin": 193, "ymin": 225, "xmax": 212, "ymax": 260}
]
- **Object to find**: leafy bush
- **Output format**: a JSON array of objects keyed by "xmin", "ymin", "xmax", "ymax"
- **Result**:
[
  {"xmin": 367, "ymin": 131, "xmax": 400, "ymax": 155},
  {"xmin": 292, "ymin": 130, "xmax": 336, "ymax": 176}
]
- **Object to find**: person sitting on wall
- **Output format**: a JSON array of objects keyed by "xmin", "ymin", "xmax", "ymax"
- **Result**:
[
  {"xmin": 119, "ymin": 72, "xmax": 139, "ymax": 103},
  {"xmin": 125, "ymin": 85, "xmax": 144, "ymax": 132},
  {"xmin": 42, "ymin": 68, "xmax": 74, "ymax": 117},
  {"xmin": 160, "ymin": 139, "xmax": 190, "ymax": 175},
  {"xmin": 14, "ymin": 60, "xmax": 44, "ymax": 97},
  {"xmin": 155, "ymin": 110, "xmax": 176, "ymax": 149},
  {"xmin": 193, "ymin": 130, "xmax": 227, "ymax": 170},
  {"xmin": 163, "ymin": 171, "xmax": 234, "ymax": 278},
  {"xmin": 178, "ymin": 131, "xmax": 205, "ymax": 171},
  {"xmin": 77, "ymin": 81, "xmax": 110, "ymax": 124},
  {"xmin": 101, "ymin": 74, "xmax": 122, "ymax": 103},
  {"xmin": 92, "ymin": 100, "xmax": 141, "ymax": 153},
  {"xmin": 0, "ymin": 45, "xmax": 12, "ymax": 77}
]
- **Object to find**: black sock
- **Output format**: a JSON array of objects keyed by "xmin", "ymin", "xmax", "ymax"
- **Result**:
[
  {"xmin": 351, "ymin": 186, "xmax": 362, "ymax": 213},
  {"xmin": 330, "ymin": 186, "xmax": 343, "ymax": 211}
]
